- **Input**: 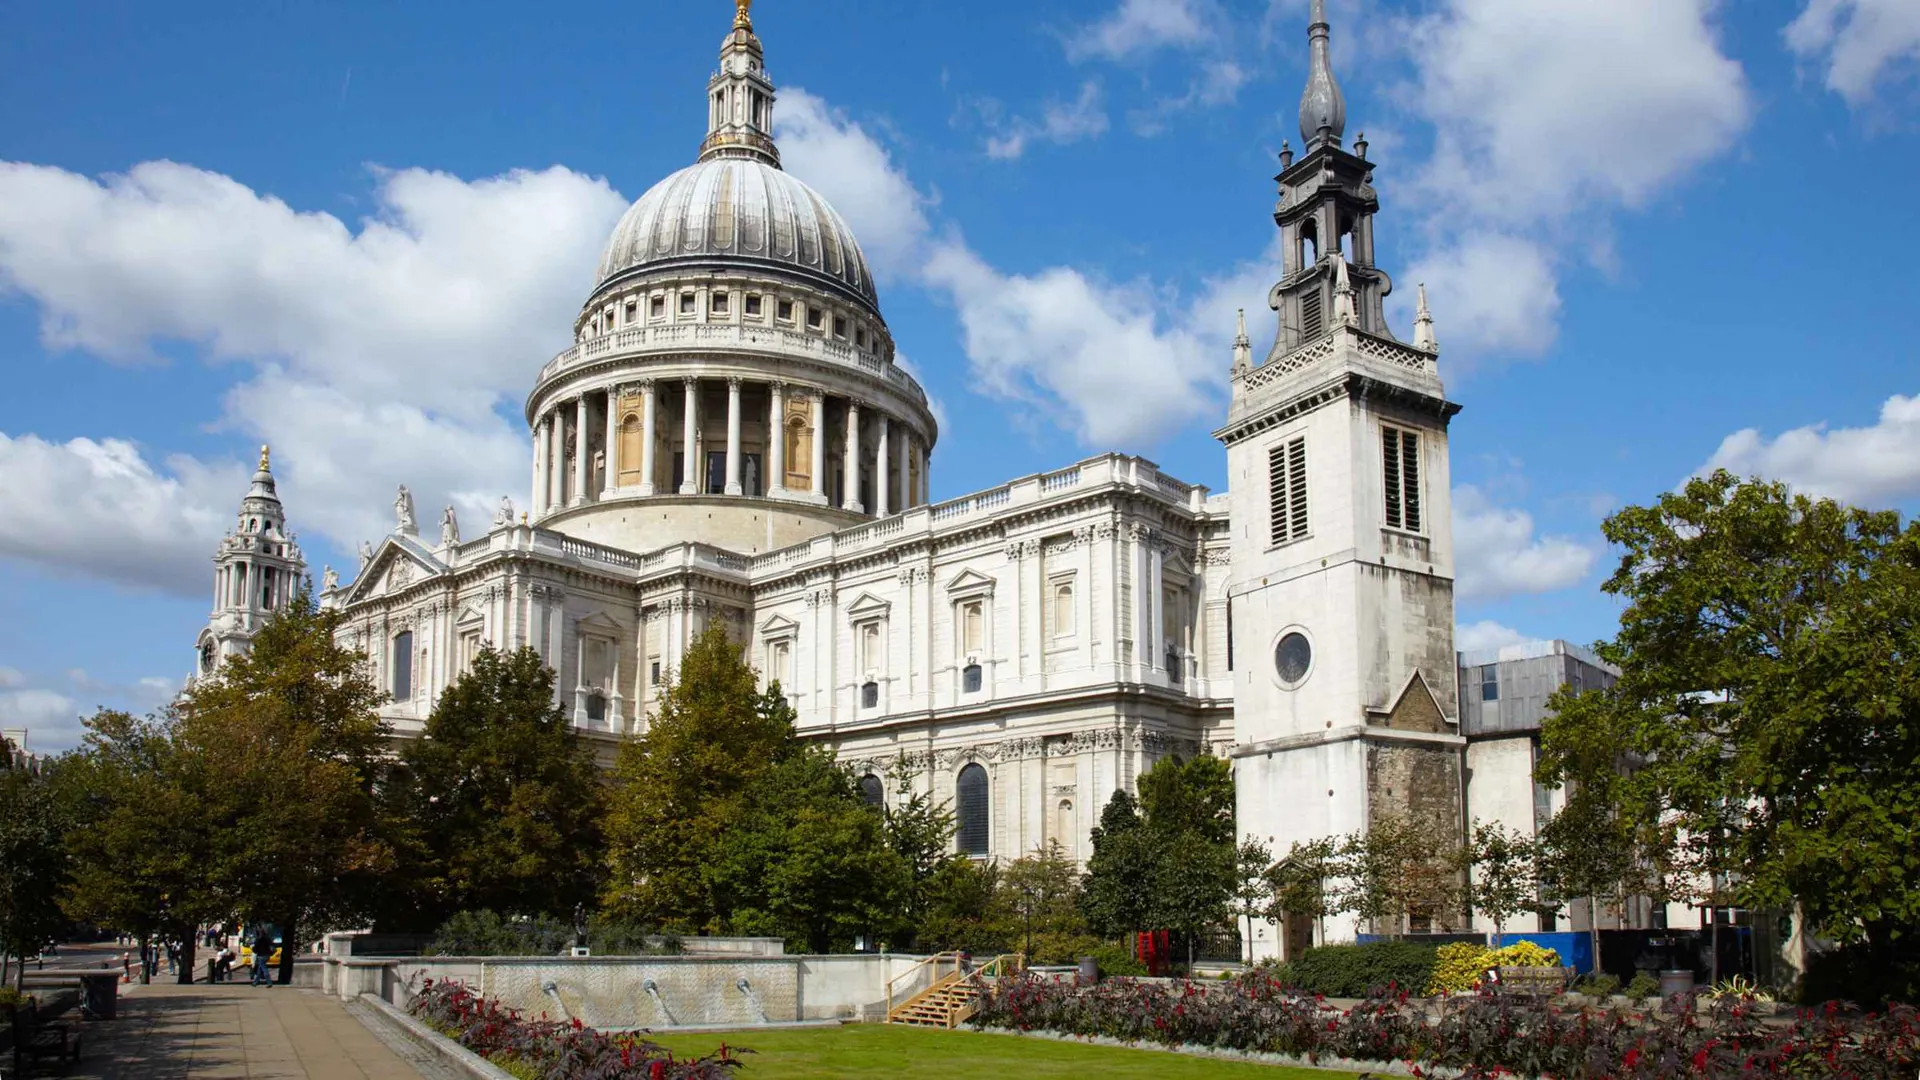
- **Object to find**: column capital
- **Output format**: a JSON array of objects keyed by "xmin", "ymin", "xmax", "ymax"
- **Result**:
[
  {"xmin": 768, "ymin": 379, "xmax": 787, "ymax": 395},
  {"xmin": 683, "ymin": 376, "xmax": 700, "ymax": 391},
  {"xmin": 726, "ymin": 376, "xmax": 743, "ymax": 391}
]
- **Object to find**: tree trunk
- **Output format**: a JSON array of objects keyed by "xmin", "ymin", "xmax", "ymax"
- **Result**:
[
  {"xmin": 1710, "ymin": 909, "xmax": 1720, "ymax": 986},
  {"xmin": 275, "ymin": 919, "xmax": 296, "ymax": 985},
  {"xmin": 1588, "ymin": 898, "xmax": 1601, "ymax": 980},
  {"xmin": 177, "ymin": 936, "xmax": 198, "ymax": 985},
  {"xmin": 138, "ymin": 934, "xmax": 151, "ymax": 986}
]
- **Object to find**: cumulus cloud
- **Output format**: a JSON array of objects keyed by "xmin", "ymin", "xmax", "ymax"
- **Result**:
[
  {"xmin": 1455, "ymin": 619, "xmax": 1534, "ymax": 654},
  {"xmin": 984, "ymin": 82, "xmax": 1112, "ymax": 161},
  {"xmin": 0, "ymin": 160, "xmax": 627, "ymax": 589},
  {"xmin": 0, "ymin": 684, "xmax": 82, "ymax": 753},
  {"xmin": 0, "ymin": 433, "xmax": 241, "ymax": 594},
  {"xmin": 1398, "ymin": 0, "xmax": 1751, "ymax": 363},
  {"xmin": 1067, "ymin": 0, "xmax": 1214, "ymax": 62},
  {"xmin": 1785, "ymin": 0, "xmax": 1920, "ymax": 107},
  {"xmin": 1453, "ymin": 484, "xmax": 1598, "ymax": 602},
  {"xmin": 780, "ymin": 88, "xmax": 1237, "ymax": 447},
  {"xmin": 1701, "ymin": 392, "xmax": 1920, "ymax": 507}
]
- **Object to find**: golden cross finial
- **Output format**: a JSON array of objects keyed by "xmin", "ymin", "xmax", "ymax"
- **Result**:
[
  {"xmin": 734, "ymin": 0, "xmax": 753, "ymax": 30},
  {"xmin": 259, "ymin": 444, "xmax": 271, "ymax": 470}
]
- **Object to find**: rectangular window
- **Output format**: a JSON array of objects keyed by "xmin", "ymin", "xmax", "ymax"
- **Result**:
[
  {"xmin": 833, "ymin": 315, "xmax": 848, "ymax": 338},
  {"xmin": 745, "ymin": 294, "xmax": 762, "ymax": 317},
  {"xmin": 768, "ymin": 640, "xmax": 790, "ymax": 688},
  {"xmin": 624, "ymin": 300, "xmax": 637, "ymax": 322},
  {"xmin": 962, "ymin": 601, "xmax": 984, "ymax": 655},
  {"xmin": 1300, "ymin": 288, "xmax": 1325, "ymax": 340},
  {"xmin": 650, "ymin": 295, "xmax": 665, "ymax": 318},
  {"xmin": 679, "ymin": 292, "xmax": 696, "ymax": 315},
  {"xmin": 776, "ymin": 299, "xmax": 794, "ymax": 322},
  {"xmin": 391, "ymin": 631, "xmax": 414, "ymax": 701},
  {"xmin": 1382, "ymin": 426, "xmax": 1423, "ymax": 532},
  {"xmin": 1481, "ymin": 664, "xmax": 1499, "ymax": 702},
  {"xmin": 859, "ymin": 622, "xmax": 881, "ymax": 674},
  {"xmin": 704, "ymin": 450, "xmax": 726, "ymax": 495},
  {"xmin": 806, "ymin": 307, "xmax": 823, "ymax": 330},
  {"xmin": 856, "ymin": 328, "xmax": 868, "ymax": 348},
  {"xmin": 1267, "ymin": 436, "xmax": 1309, "ymax": 546},
  {"xmin": 710, "ymin": 291, "xmax": 729, "ymax": 315}
]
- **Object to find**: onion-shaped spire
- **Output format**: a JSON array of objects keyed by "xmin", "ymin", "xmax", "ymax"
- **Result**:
[{"xmin": 1298, "ymin": 0, "xmax": 1346, "ymax": 151}]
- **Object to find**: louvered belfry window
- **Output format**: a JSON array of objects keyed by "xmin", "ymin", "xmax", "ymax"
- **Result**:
[
  {"xmin": 1300, "ymin": 289, "xmax": 1325, "ymax": 340},
  {"xmin": 1382, "ymin": 426, "xmax": 1422, "ymax": 532},
  {"xmin": 1268, "ymin": 436, "xmax": 1309, "ymax": 547}
]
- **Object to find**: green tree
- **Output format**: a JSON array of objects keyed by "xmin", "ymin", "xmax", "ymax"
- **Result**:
[
  {"xmin": 1136, "ymin": 755, "xmax": 1235, "ymax": 848},
  {"xmin": 1332, "ymin": 814, "xmax": 1465, "ymax": 934},
  {"xmin": 604, "ymin": 624, "xmax": 794, "ymax": 929},
  {"xmin": 175, "ymin": 587, "xmax": 395, "ymax": 983},
  {"xmin": 917, "ymin": 858, "xmax": 1008, "ymax": 955},
  {"xmin": 879, "ymin": 757, "xmax": 959, "ymax": 944},
  {"xmin": 1001, "ymin": 842, "xmax": 1085, "ymax": 962},
  {"xmin": 1537, "ymin": 472, "xmax": 1920, "ymax": 951},
  {"xmin": 1079, "ymin": 790, "xmax": 1156, "ymax": 939},
  {"xmin": 1465, "ymin": 821, "xmax": 1539, "ymax": 947},
  {"xmin": 1230, "ymin": 837, "xmax": 1275, "ymax": 963},
  {"xmin": 387, "ymin": 645, "xmax": 606, "ymax": 927},
  {"xmin": 1265, "ymin": 837, "xmax": 1338, "ymax": 947},
  {"xmin": 56, "ymin": 709, "xmax": 220, "ymax": 985},
  {"xmin": 0, "ymin": 748, "xmax": 67, "ymax": 991},
  {"xmin": 1150, "ymin": 829, "xmax": 1234, "ymax": 968}
]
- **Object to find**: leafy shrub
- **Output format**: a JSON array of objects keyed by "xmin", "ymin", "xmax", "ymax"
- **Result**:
[
  {"xmin": 0, "ymin": 987, "xmax": 32, "ymax": 1009},
  {"xmin": 1429, "ymin": 942, "xmax": 1491, "ymax": 994},
  {"xmin": 1578, "ymin": 973, "xmax": 1622, "ymax": 996},
  {"xmin": 1803, "ymin": 941, "xmax": 1920, "ymax": 1010},
  {"xmin": 408, "ymin": 978, "xmax": 743, "ymax": 1079},
  {"xmin": 1087, "ymin": 940, "xmax": 1147, "ymax": 978},
  {"xmin": 1702, "ymin": 975, "xmax": 1774, "ymax": 1003},
  {"xmin": 972, "ymin": 973, "xmax": 1920, "ymax": 1078},
  {"xmin": 425, "ymin": 910, "xmax": 573, "ymax": 956},
  {"xmin": 1280, "ymin": 941, "xmax": 1438, "ymax": 998},
  {"xmin": 1624, "ymin": 971, "xmax": 1660, "ymax": 999}
]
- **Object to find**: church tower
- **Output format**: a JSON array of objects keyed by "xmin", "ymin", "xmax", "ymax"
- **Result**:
[
  {"xmin": 1220, "ymin": 0, "xmax": 1465, "ymax": 957},
  {"xmin": 193, "ymin": 446, "xmax": 306, "ymax": 682}
]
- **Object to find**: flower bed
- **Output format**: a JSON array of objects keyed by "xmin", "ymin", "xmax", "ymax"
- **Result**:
[
  {"xmin": 406, "ymin": 979, "xmax": 742, "ymax": 1079},
  {"xmin": 971, "ymin": 971, "xmax": 1920, "ymax": 1079}
]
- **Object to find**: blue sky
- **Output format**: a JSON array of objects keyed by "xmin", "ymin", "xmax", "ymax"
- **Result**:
[{"xmin": 2, "ymin": 0, "xmax": 1917, "ymax": 750}]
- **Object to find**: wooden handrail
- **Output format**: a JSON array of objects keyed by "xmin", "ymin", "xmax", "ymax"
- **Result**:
[{"xmin": 884, "ymin": 952, "xmax": 963, "ymax": 1018}]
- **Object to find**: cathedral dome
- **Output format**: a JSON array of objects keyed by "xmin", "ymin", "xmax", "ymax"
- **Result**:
[{"xmin": 592, "ymin": 158, "xmax": 878, "ymax": 313}]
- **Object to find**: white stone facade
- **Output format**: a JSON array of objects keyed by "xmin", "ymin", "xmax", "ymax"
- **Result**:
[{"xmin": 193, "ymin": 2, "xmax": 1541, "ymax": 956}]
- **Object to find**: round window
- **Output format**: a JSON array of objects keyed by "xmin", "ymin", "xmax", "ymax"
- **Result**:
[{"xmin": 1274, "ymin": 632, "xmax": 1312, "ymax": 686}]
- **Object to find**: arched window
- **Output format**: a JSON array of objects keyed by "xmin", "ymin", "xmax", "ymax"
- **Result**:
[
  {"xmin": 861, "ymin": 681, "xmax": 879, "ymax": 709},
  {"xmin": 1051, "ymin": 582, "xmax": 1074, "ymax": 639},
  {"xmin": 618, "ymin": 413, "xmax": 643, "ymax": 487},
  {"xmin": 391, "ymin": 630, "xmax": 414, "ymax": 701},
  {"xmin": 956, "ymin": 763, "xmax": 989, "ymax": 856},
  {"xmin": 859, "ymin": 773, "xmax": 884, "ymax": 808}
]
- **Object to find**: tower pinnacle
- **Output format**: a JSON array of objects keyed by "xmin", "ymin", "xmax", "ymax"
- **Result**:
[
  {"xmin": 1232, "ymin": 308, "xmax": 1252, "ymax": 376},
  {"xmin": 1298, "ymin": 0, "xmax": 1347, "ymax": 151},
  {"xmin": 735, "ymin": 0, "xmax": 752, "ymax": 31},
  {"xmin": 699, "ymin": 0, "xmax": 781, "ymax": 167},
  {"xmin": 1413, "ymin": 283, "xmax": 1438, "ymax": 352}
]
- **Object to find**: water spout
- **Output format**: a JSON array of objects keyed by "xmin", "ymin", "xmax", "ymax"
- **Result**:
[
  {"xmin": 540, "ymin": 980, "xmax": 574, "ymax": 1024},
  {"xmin": 642, "ymin": 978, "xmax": 678, "ymax": 1026},
  {"xmin": 735, "ymin": 977, "xmax": 770, "ymax": 1024}
]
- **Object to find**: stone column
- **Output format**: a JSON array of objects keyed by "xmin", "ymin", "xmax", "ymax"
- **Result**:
[
  {"xmin": 530, "ymin": 418, "xmax": 547, "ymax": 515},
  {"xmin": 895, "ymin": 427, "xmax": 908, "ymax": 512},
  {"xmin": 843, "ymin": 400, "xmax": 862, "ymax": 513},
  {"xmin": 680, "ymin": 378, "xmax": 699, "ymax": 495},
  {"xmin": 1150, "ymin": 543, "xmax": 1165, "ymax": 672},
  {"xmin": 601, "ymin": 387, "xmax": 619, "ymax": 497},
  {"xmin": 573, "ymin": 627, "xmax": 588, "ymax": 725},
  {"xmin": 875, "ymin": 413, "xmax": 891, "ymax": 517},
  {"xmin": 768, "ymin": 382, "xmax": 787, "ymax": 496},
  {"xmin": 639, "ymin": 381, "xmax": 657, "ymax": 495},
  {"xmin": 547, "ymin": 410, "xmax": 566, "ymax": 515},
  {"xmin": 571, "ymin": 396, "xmax": 589, "ymax": 506},
  {"xmin": 724, "ymin": 377, "xmax": 743, "ymax": 496},
  {"xmin": 809, "ymin": 392, "xmax": 827, "ymax": 503}
]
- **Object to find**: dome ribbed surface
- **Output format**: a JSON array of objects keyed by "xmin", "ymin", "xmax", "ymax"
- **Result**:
[{"xmin": 593, "ymin": 159, "xmax": 877, "ymax": 309}]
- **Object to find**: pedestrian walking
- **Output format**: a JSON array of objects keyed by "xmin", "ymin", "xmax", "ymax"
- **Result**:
[{"xmin": 249, "ymin": 926, "xmax": 273, "ymax": 987}]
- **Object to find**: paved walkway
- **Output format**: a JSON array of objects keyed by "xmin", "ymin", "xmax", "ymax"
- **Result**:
[{"xmin": 57, "ymin": 980, "xmax": 442, "ymax": 1080}]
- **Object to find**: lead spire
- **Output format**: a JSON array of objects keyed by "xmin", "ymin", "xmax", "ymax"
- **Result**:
[
  {"xmin": 1232, "ymin": 308, "xmax": 1252, "ymax": 376},
  {"xmin": 1298, "ymin": 0, "xmax": 1347, "ymax": 151}
]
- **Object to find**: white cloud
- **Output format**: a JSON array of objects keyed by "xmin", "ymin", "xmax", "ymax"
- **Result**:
[
  {"xmin": 1702, "ymin": 392, "xmax": 1920, "ymax": 506},
  {"xmin": 1068, "ymin": 0, "xmax": 1214, "ymax": 62},
  {"xmin": 0, "ymin": 686, "xmax": 82, "ymax": 753},
  {"xmin": 0, "ymin": 433, "xmax": 241, "ymax": 594},
  {"xmin": 1786, "ymin": 0, "xmax": 1920, "ymax": 106},
  {"xmin": 1456, "ymin": 619, "xmax": 1533, "ymax": 653},
  {"xmin": 1399, "ymin": 0, "xmax": 1750, "ymax": 365},
  {"xmin": 0, "ymin": 667, "xmax": 22, "ymax": 689},
  {"xmin": 0, "ymin": 160, "xmax": 627, "ymax": 589},
  {"xmin": 985, "ymin": 82, "xmax": 1111, "ymax": 161},
  {"xmin": 1453, "ymin": 484, "xmax": 1597, "ymax": 602},
  {"xmin": 781, "ymin": 88, "xmax": 1238, "ymax": 447},
  {"xmin": 1402, "ymin": 234, "xmax": 1561, "ymax": 360}
]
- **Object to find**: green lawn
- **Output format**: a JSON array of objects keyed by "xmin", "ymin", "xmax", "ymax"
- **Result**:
[{"xmin": 650, "ymin": 1023, "xmax": 1359, "ymax": 1078}]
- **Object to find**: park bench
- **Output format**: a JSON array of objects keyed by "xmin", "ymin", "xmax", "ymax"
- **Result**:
[
  {"xmin": 1490, "ymin": 965, "xmax": 1575, "ymax": 997},
  {"xmin": 3, "ymin": 992, "xmax": 83, "ymax": 1077}
]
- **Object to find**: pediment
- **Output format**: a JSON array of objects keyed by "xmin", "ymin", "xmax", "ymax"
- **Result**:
[
  {"xmin": 844, "ymin": 591, "xmax": 892, "ymax": 620},
  {"xmin": 1378, "ymin": 669, "xmax": 1450, "ymax": 734},
  {"xmin": 944, "ymin": 568, "xmax": 996, "ymax": 598},
  {"xmin": 576, "ymin": 610, "xmax": 621, "ymax": 634},
  {"xmin": 455, "ymin": 603, "xmax": 486, "ymax": 626},
  {"xmin": 343, "ymin": 539, "xmax": 443, "ymax": 605},
  {"xmin": 759, "ymin": 613, "xmax": 799, "ymax": 637}
]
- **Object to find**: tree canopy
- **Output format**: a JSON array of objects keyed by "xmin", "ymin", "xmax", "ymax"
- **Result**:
[{"xmin": 1537, "ymin": 471, "xmax": 1920, "ymax": 947}]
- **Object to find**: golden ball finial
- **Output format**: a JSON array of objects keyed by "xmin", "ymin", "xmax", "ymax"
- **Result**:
[
  {"xmin": 734, "ymin": 0, "xmax": 753, "ymax": 30},
  {"xmin": 259, "ymin": 444, "xmax": 271, "ymax": 470}
]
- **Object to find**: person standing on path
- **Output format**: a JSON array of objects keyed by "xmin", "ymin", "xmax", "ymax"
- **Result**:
[{"xmin": 249, "ymin": 926, "xmax": 273, "ymax": 986}]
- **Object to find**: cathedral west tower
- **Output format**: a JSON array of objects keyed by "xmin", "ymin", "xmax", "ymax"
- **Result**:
[{"xmin": 1221, "ymin": 0, "xmax": 1465, "ymax": 958}]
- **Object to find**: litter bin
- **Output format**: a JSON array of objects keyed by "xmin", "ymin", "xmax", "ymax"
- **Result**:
[
  {"xmin": 1658, "ymin": 969, "xmax": 1695, "ymax": 1000},
  {"xmin": 1078, "ymin": 957, "xmax": 1099, "ymax": 983},
  {"xmin": 80, "ymin": 972, "xmax": 119, "ymax": 1020}
]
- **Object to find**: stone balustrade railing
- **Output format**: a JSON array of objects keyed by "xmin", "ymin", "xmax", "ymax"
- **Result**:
[{"xmin": 537, "ymin": 322, "xmax": 929, "ymax": 407}]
